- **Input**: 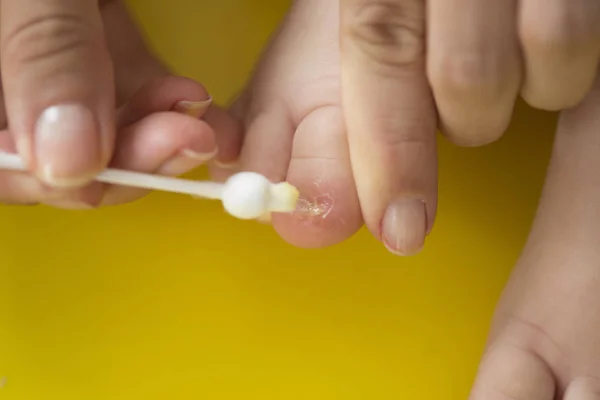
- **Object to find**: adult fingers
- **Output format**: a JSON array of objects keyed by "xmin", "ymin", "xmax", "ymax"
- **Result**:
[
  {"xmin": 117, "ymin": 75, "xmax": 243, "ymax": 167},
  {"xmin": 427, "ymin": 0, "xmax": 521, "ymax": 146},
  {"xmin": 103, "ymin": 3, "xmax": 243, "ymax": 169},
  {"xmin": 101, "ymin": 112, "xmax": 217, "ymax": 206},
  {"xmin": 0, "ymin": 130, "xmax": 95, "ymax": 207},
  {"xmin": 340, "ymin": 0, "xmax": 438, "ymax": 256},
  {"xmin": 101, "ymin": 0, "xmax": 170, "ymax": 106},
  {"xmin": 519, "ymin": 0, "xmax": 600, "ymax": 110},
  {"xmin": 116, "ymin": 76, "xmax": 212, "ymax": 127},
  {"xmin": 0, "ymin": 130, "xmax": 43, "ymax": 204},
  {"xmin": 0, "ymin": 0, "xmax": 115, "ymax": 188},
  {"xmin": 102, "ymin": 75, "xmax": 240, "ymax": 205}
]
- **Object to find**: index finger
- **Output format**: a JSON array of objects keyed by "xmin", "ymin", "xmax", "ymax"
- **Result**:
[{"xmin": 340, "ymin": 0, "xmax": 438, "ymax": 255}]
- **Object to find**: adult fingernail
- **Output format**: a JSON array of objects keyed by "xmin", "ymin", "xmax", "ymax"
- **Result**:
[
  {"xmin": 180, "ymin": 147, "xmax": 218, "ymax": 163},
  {"xmin": 42, "ymin": 184, "xmax": 103, "ymax": 210},
  {"xmin": 381, "ymin": 199, "xmax": 427, "ymax": 256},
  {"xmin": 46, "ymin": 200, "xmax": 96, "ymax": 210},
  {"xmin": 213, "ymin": 159, "xmax": 238, "ymax": 169},
  {"xmin": 158, "ymin": 147, "xmax": 218, "ymax": 176},
  {"xmin": 35, "ymin": 104, "xmax": 101, "ymax": 188},
  {"xmin": 173, "ymin": 98, "xmax": 212, "ymax": 118}
]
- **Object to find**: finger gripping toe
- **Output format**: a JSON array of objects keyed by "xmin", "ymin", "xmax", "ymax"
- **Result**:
[{"xmin": 346, "ymin": 1, "xmax": 425, "ymax": 73}]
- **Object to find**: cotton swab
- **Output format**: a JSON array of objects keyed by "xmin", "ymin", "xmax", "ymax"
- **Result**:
[{"xmin": 0, "ymin": 151, "xmax": 300, "ymax": 220}]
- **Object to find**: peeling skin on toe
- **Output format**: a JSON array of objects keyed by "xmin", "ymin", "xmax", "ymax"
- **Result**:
[
  {"xmin": 291, "ymin": 179, "xmax": 335, "ymax": 225},
  {"xmin": 294, "ymin": 194, "xmax": 334, "ymax": 221},
  {"xmin": 274, "ymin": 175, "xmax": 360, "ymax": 248}
]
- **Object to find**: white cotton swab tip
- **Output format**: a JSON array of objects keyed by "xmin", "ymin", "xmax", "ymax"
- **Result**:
[
  {"xmin": 221, "ymin": 172, "xmax": 299, "ymax": 219},
  {"xmin": 0, "ymin": 151, "xmax": 300, "ymax": 220}
]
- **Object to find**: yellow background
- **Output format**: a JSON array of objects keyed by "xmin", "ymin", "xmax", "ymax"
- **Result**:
[{"xmin": 0, "ymin": 1, "xmax": 557, "ymax": 398}]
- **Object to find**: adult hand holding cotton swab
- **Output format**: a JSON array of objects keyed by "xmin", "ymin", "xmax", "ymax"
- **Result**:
[{"xmin": 0, "ymin": 152, "xmax": 299, "ymax": 220}]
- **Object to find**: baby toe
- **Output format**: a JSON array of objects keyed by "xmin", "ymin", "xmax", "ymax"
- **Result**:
[
  {"xmin": 470, "ymin": 343, "xmax": 555, "ymax": 400},
  {"xmin": 272, "ymin": 106, "xmax": 363, "ymax": 248}
]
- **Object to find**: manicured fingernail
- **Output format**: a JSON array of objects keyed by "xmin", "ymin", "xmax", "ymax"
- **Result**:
[
  {"xmin": 173, "ymin": 98, "xmax": 212, "ymax": 118},
  {"xmin": 35, "ymin": 104, "xmax": 101, "ymax": 188},
  {"xmin": 381, "ymin": 198, "xmax": 427, "ymax": 256}
]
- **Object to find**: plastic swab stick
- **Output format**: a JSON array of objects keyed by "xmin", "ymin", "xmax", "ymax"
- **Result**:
[{"xmin": 0, "ymin": 152, "xmax": 300, "ymax": 220}]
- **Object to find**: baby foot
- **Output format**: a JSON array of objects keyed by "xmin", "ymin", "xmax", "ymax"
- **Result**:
[
  {"xmin": 209, "ymin": 0, "xmax": 362, "ymax": 248},
  {"xmin": 470, "ymin": 77, "xmax": 600, "ymax": 400}
]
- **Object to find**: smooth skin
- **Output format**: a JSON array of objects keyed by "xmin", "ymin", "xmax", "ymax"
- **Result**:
[
  {"xmin": 0, "ymin": 0, "xmax": 240, "ymax": 208},
  {"xmin": 340, "ymin": 0, "xmax": 600, "ymax": 255},
  {"xmin": 3, "ymin": 1, "xmax": 600, "ymax": 400},
  {"xmin": 218, "ymin": 4, "xmax": 600, "ymax": 400},
  {"xmin": 211, "ymin": 0, "xmax": 364, "ymax": 247},
  {"xmin": 2, "ymin": 0, "xmax": 598, "ymax": 255},
  {"xmin": 469, "ymin": 75, "xmax": 600, "ymax": 400}
]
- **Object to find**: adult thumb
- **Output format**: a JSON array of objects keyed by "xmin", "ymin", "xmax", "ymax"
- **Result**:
[{"xmin": 1, "ymin": 0, "xmax": 115, "ymax": 187}]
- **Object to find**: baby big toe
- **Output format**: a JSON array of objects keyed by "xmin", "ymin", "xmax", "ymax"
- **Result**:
[{"xmin": 272, "ymin": 106, "xmax": 363, "ymax": 248}]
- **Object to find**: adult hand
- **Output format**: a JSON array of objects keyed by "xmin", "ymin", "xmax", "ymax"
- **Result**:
[
  {"xmin": 0, "ymin": 0, "xmax": 240, "ymax": 207},
  {"xmin": 340, "ymin": 0, "xmax": 600, "ymax": 255},
  {"xmin": 1, "ymin": 0, "xmax": 122, "ymax": 188},
  {"xmin": 340, "ymin": 0, "xmax": 437, "ymax": 256},
  {"xmin": 427, "ymin": 0, "xmax": 600, "ymax": 143}
]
